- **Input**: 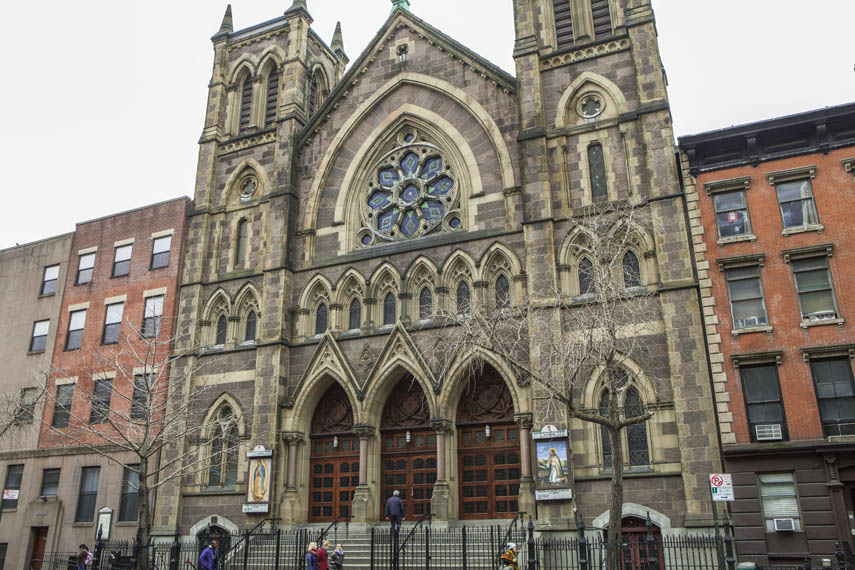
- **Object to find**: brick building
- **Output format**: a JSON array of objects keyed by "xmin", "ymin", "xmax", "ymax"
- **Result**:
[
  {"xmin": 0, "ymin": 198, "xmax": 189, "ymax": 568},
  {"xmin": 679, "ymin": 103, "xmax": 855, "ymax": 565},
  {"xmin": 149, "ymin": 0, "xmax": 722, "ymax": 547}
]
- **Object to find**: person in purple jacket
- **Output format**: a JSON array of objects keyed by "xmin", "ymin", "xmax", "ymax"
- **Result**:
[{"xmin": 199, "ymin": 539, "xmax": 219, "ymax": 570}]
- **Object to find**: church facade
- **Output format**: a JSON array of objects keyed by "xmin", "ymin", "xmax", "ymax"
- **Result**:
[{"xmin": 151, "ymin": 0, "xmax": 722, "ymax": 539}]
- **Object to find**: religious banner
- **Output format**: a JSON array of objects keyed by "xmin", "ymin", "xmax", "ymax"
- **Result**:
[
  {"xmin": 533, "ymin": 426, "xmax": 573, "ymax": 501},
  {"xmin": 245, "ymin": 445, "xmax": 272, "ymax": 507}
]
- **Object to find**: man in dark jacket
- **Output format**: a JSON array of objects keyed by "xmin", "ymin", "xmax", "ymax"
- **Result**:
[
  {"xmin": 384, "ymin": 490, "xmax": 405, "ymax": 535},
  {"xmin": 199, "ymin": 539, "xmax": 219, "ymax": 570}
]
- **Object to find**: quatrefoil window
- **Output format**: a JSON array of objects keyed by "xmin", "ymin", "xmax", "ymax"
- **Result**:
[
  {"xmin": 357, "ymin": 130, "xmax": 462, "ymax": 248},
  {"xmin": 577, "ymin": 93, "xmax": 604, "ymax": 119}
]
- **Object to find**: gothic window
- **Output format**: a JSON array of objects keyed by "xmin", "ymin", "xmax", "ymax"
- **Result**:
[
  {"xmin": 383, "ymin": 293, "xmax": 396, "ymax": 326},
  {"xmin": 215, "ymin": 315, "xmax": 228, "ymax": 346},
  {"xmin": 495, "ymin": 275, "xmax": 510, "ymax": 309},
  {"xmin": 578, "ymin": 257, "xmax": 595, "ymax": 295},
  {"xmin": 209, "ymin": 406, "xmax": 239, "ymax": 487},
  {"xmin": 552, "ymin": 0, "xmax": 574, "ymax": 49},
  {"xmin": 588, "ymin": 143, "xmax": 607, "ymax": 200},
  {"xmin": 348, "ymin": 298, "xmax": 362, "ymax": 331},
  {"xmin": 357, "ymin": 129, "xmax": 462, "ymax": 248},
  {"xmin": 625, "ymin": 388, "xmax": 649, "ymax": 466},
  {"xmin": 315, "ymin": 304, "xmax": 328, "ymax": 335},
  {"xmin": 235, "ymin": 219, "xmax": 248, "ymax": 266},
  {"xmin": 244, "ymin": 311, "xmax": 257, "ymax": 342},
  {"xmin": 419, "ymin": 287, "xmax": 433, "ymax": 320},
  {"xmin": 590, "ymin": 0, "xmax": 613, "ymax": 39},
  {"xmin": 457, "ymin": 281, "xmax": 471, "ymax": 315},
  {"xmin": 623, "ymin": 251, "xmax": 641, "ymax": 288},
  {"xmin": 265, "ymin": 66, "xmax": 278, "ymax": 127},
  {"xmin": 238, "ymin": 76, "xmax": 253, "ymax": 133},
  {"xmin": 598, "ymin": 391, "xmax": 612, "ymax": 469},
  {"xmin": 308, "ymin": 69, "xmax": 327, "ymax": 118}
]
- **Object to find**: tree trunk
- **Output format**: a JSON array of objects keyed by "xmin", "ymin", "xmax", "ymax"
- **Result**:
[
  {"xmin": 137, "ymin": 459, "xmax": 150, "ymax": 570},
  {"xmin": 607, "ymin": 424, "xmax": 624, "ymax": 570}
]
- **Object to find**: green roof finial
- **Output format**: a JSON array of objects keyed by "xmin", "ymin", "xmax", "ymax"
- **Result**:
[{"xmin": 391, "ymin": 0, "xmax": 411, "ymax": 12}]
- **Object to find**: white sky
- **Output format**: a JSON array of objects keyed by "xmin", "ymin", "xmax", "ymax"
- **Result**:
[{"xmin": 1, "ymin": 0, "xmax": 852, "ymax": 249}]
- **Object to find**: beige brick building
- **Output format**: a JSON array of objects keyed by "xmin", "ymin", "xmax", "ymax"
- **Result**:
[{"xmin": 151, "ymin": 0, "xmax": 722, "ymax": 543}]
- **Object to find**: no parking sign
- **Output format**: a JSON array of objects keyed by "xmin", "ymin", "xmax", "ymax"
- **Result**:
[{"xmin": 709, "ymin": 473, "xmax": 734, "ymax": 502}]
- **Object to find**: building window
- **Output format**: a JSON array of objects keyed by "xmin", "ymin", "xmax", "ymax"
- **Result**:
[
  {"xmin": 725, "ymin": 266, "xmax": 768, "ymax": 329},
  {"xmin": 714, "ymin": 191, "xmax": 752, "ymax": 239},
  {"xmin": 776, "ymin": 179, "xmax": 819, "ymax": 229},
  {"xmin": 30, "ymin": 320, "xmax": 49, "ymax": 352},
  {"xmin": 791, "ymin": 256, "xmax": 837, "ymax": 321},
  {"xmin": 625, "ymin": 388, "xmax": 649, "ymax": 466},
  {"xmin": 75, "ymin": 467, "xmax": 100, "ymax": 522},
  {"xmin": 419, "ymin": 287, "xmax": 433, "ymax": 320},
  {"xmin": 496, "ymin": 275, "xmax": 511, "ymax": 309},
  {"xmin": 578, "ymin": 258, "xmax": 595, "ymax": 295},
  {"xmin": 40, "ymin": 468, "xmax": 60, "ymax": 497},
  {"xmin": 740, "ymin": 363, "xmax": 788, "ymax": 442},
  {"xmin": 118, "ymin": 466, "xmax": 139, "ymax": 522},
  {"xmin": 102, "ymin": 302, "xmax": 124, "ymax": 345},
  {"xmin": 308, "ymin": 73, "xmax": 320, "ymax": 118},
  {"xmin": 41, "ymin": 264, "xmax": 59, "ymax": 296},
  {"xmin": 65, "ymin": 309, "xmax": 86, "ymax": 350},
  {"xmin": 215, "ymin": 315, "xmax": 227, "ymax": 346},
  {"xmin": 15, "ymin": 387, "xmax": 39, "ymax": 424},
  {"xmin": 810, "ymin": 357, "xmax": 855, "ymax": 437},
  {"xmin": 235, "ymin": 219, "xmax": 248, "ymax": 266},
  {"xmin": 209, "ymin": 407, "xmax": 239, "ymax": 487},
  {"xmin": 150, "ymin": 236, "xmax": 171, "ymax": 269},
  {"xmin": 131, "ymin": 374, "xmax": 151, "ymax": 421},
  {"xmin": 265, "ymin": 66, "xmax": 279, "ymax": 127},
  {"xmin": 239, "ymin": 77, "xmax": 253, "ymax": 132},
  {"xmin": 759, "ymin": 473, "xmax": 801, "ymax": 531},
  {"xmin": 244, "ymin": 311, "xmax": 257, "ymax": 342},
  {"xmin": 315, "ymin": 304, "xmax": 328, "ymax": 335},
  {"xmin": 76, "ymin": 253, "xmax": 95, "ymax": 285},
  {"xmin": 89, "ymin": 379, "xmax": 112, "ymax": 425},
  {"xmin": 457, "ymin": 281, "xmax": 471, "ymax": 316},
  {"xmin": 623, "ymin": 251, "xmax": 641, "ymax": 288},
  {"xmin": 598, "ymin": 391, "xmax": 612, "ymax": 470},
  {"xmin": 1, "ymin": 465, "xmax": 23, "ymax": 510},
  {"xmin": 383, "ymin": 293, "xmax": 396, "ymax": 326},
  {"xmin": 590, "ymin": 0, "xmax": 613, "ymax": 38},
  {"xmin": 142, "ymin": 295, "xmax": 164, "ymax": 339},
  {"xmin": 348, "ymin": 299, "xmax": 362, "ymax": 331},
  {"xmin": 552, "ymin": 0, "xmax": 574, "ymax": 49},
  {"xmin": 588, "ymin": 143, "xmax": 607, "ymax": 200},
  {"xmin": 52, "ymin": 384, "xmax": 74, "ymax": 428},
  {"xmin": 112, "ymin": 245, "xmax": 132, "ymax": 278}
]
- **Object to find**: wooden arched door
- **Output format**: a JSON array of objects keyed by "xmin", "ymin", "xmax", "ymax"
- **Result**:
[
  {"xmin": 604, "ymin": 516, "xmax": 664, "ymax": 570},
  {"xmin": 456, "ymin": 366, "xmax": 520, "ymax": 519},
  {"xmin": 380, "ymin": 375, "xmax": 436, "ymax": 518},
  {"xmin": 308, "ymin": 383, "xmax": 359, "ymax": 522}
]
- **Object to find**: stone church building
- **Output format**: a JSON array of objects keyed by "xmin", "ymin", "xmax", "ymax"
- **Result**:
[{"xmin": 151, "ymin": 0, "xmax": 722, "ymax": 539}]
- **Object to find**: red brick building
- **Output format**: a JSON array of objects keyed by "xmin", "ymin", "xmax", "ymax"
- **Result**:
[{"xmin": 680, "ymin": 104, "xmax": 855, "ymax": 565}]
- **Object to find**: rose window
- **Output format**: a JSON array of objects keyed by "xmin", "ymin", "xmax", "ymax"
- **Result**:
[{"xmin": 357, "ymin": 133, "xmax": 462, "ymax": 247}]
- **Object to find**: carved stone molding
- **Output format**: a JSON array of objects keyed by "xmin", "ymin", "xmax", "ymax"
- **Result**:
[
  {"xmin": 281, "ymin": 431, "xmax": 305, "ymax": 445},
  {"xmin": 353, "ymin": 424, "xmax": 376, "ymax": 439},
  {"xmin": 429, "ymin": 418, "xmax": 454, "ymax": 435},
  {"xmin": 514, "ymin": 413, "xmax": 534, "ymax": 430}
]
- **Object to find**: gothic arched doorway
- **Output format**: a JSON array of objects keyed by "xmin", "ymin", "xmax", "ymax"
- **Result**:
[
  {"xmin": 456, "ymin": 366, "xmax": 520, "ymax": 519},
  {"xmin": 196, "ymin": 524, "xmax": 232, "ymax": 561},
  {"xmin": 308, "ymin": 382, "xmax": 359, "ymax": 522},
  {"xmin": 603, "ymin": 516, "xmax": 664, "ymax": 570},
  {"xmin": 380, "ymin": 375, "xmax": 436, "ymax": 518}
]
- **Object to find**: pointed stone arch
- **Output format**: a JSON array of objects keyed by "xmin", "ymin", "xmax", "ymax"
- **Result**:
[
  {"xmin": 201, "ymin": 392, "xmax": 248, "ymax": 438},
  {"xmin": 559, "ymin": 225, "xmax": 600, "ymax": 297},
  {"xmin": 221, "ymin": 158, "xmax": 271, "ymax": 206},
  {"xmin": 582, "ymin": 353, "xmax": 657, "ymax": 409},
  {"xmin": 592, "ymin": 503, "xmax": 673, "ymax": 534},
  {"xmin": 228, "ymin": 57, "xmax": 258, "ymax": 86},
  {"xmin": 202, "ymin": 289, "xmax": 231, "ymax": 346},
  {"xmin": 258, "ymin": 46, "xmax": 286, "ymax": 75},
  {"xmin": 555, "ymin": 71, "xmax": 629, "ymax": 129},
  {"xmin": 607, "ymin": 218, "xmax": 658, "ymax": 287},
  {"xmin": 234, "ymin": 282, "xmax": 261, "ymax": 343},
  {"xmin": 404, "ymin": 256, "xmax": 439, "ymax": 320},
  {"xmin": 298, "ymin": 274, "xmax": 333, "ymax": 337},
  {"xmin": 479, "ymin": 243, "xmax": 524, "ymax": 308}
]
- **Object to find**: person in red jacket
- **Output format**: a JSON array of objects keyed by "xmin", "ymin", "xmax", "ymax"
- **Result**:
[{"xmin": 317, "ymin": 539, "xmax": 331, "ymax": 570}]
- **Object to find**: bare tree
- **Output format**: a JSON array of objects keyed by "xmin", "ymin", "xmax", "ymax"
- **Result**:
[{"xmin": 429, "ymin": 203, "xmax": 661, "ymax": 570}]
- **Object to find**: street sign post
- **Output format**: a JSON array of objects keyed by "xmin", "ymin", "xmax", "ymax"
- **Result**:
[{"xmin": 709, "ymin": 474, "xmax": 734, "ymax": 502}]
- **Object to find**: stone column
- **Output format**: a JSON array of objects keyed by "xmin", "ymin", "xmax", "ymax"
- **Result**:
[
  {"xmin": 429, "ymin": 418, "xmax": 454, "ymax": 521},
  {"xmin": 280, "ymin": 431, "xmax": 304, "ymax": 522},
  {"xmin": 397, "ymin": 292, "xmax": 412, "ymax": 325},
  {"xmin": 514, "ymin": 413, "xmax": 536, "ymax": 517},
  {"xmin": 351, "ymin": 424, "xmax": 375, "ymax": 522}
]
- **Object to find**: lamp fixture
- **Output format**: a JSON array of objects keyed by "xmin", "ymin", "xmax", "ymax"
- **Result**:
[
  {"xmin": 485, "ymin": 424, "xmax": 491, "ymax": 438},
  {"xmin": 405, "ymin": 430, "xmax": 412, "ymax": 444},
  {"xmin": 333, "ymin": 436, "xmax": 339, "ymax": 449}
]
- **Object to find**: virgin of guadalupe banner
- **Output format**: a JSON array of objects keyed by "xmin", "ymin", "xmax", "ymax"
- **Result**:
[{"xmin": 247, "ymin": 456, "xmax": 271, "ymax": 503}]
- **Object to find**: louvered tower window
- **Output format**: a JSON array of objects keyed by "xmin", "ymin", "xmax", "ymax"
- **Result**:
[
  {"xmin": 590, "ymin": 0, "xmax": 613, "ymax": 39},
  {"xmin": 308, "ymin": 75, "xmax": 319, "ymax": 118},
  {"xmin": 553, "ymin": 0, "xmax": 574, "ymax": 49},
  {"xmin": 239, "ymin": 78, "xmax": 253, "ymax": 132},
  {"xmin": 265, "ymin": 66, "xmax": 279, "ymax": 127}
]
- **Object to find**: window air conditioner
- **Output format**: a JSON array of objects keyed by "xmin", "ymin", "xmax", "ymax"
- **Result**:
[
  {"xmin": 773, "ymin": 518, "xmax": 795, "ymax": 532},
  {"xmin": 755, "ymin": 424, "xmax": 783, "ymax": 441},
  {"xmin": 808, "ymin": 311, "xmax": 836, "ymax": 322},
  {"xmin": 739, "ymin": 316, "xmax": 762, "ymax": 328}
]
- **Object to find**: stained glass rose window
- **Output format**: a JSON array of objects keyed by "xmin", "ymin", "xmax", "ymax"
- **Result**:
[{"xmin": 357, "ymin": 130, "xmax": 462, "ymax": 247}]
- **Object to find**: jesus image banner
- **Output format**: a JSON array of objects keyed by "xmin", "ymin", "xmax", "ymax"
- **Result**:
[
  {"xmin": 247, "ymin": 457, "xmax": 271, "ymax": 503},
  {"xmin": 536, "ymin": 440, "xmax": 569, "ymax": 488}
]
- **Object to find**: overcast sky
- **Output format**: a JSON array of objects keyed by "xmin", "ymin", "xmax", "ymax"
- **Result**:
[{"xmin": 1, "ymin": 0, "xmax": 851, "ymax": 249}]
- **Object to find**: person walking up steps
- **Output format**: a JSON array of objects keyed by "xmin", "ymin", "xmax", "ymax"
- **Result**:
[{"xmin": 385, "ymin": 490, "xmax": 405, "ymax": 535}]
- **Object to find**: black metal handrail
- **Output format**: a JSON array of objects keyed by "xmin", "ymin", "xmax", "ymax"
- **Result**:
[
  {"xmin": 227, "ymin": 516, "xmax": 281, "ymax": 557},
  {"xmin": 494, "ymin": 511, "xmax": 523, "ymax": 569},
  {"xmin": 395, "ymin": 512, "xmax": 432, "ymax": 560},
  {"xmin": 317, "ymin": 514, "xmax": 351, "ymax": 544}
]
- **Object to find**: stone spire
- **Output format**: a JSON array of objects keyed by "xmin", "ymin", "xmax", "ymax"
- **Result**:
[
  {"xmin": 213, "ymin": 5, "xmax": 233, "ymax": 39},
  {"xmin": 287, "ymin": 0, "xmax": 308, "ymax": 12},
  {"xmin": 331, "ymin": 21, "xmax": 345, "ymax": 58},
  {"xmin": 391, "ymin": 0, "xmax": 411, "ymax": 11}
]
